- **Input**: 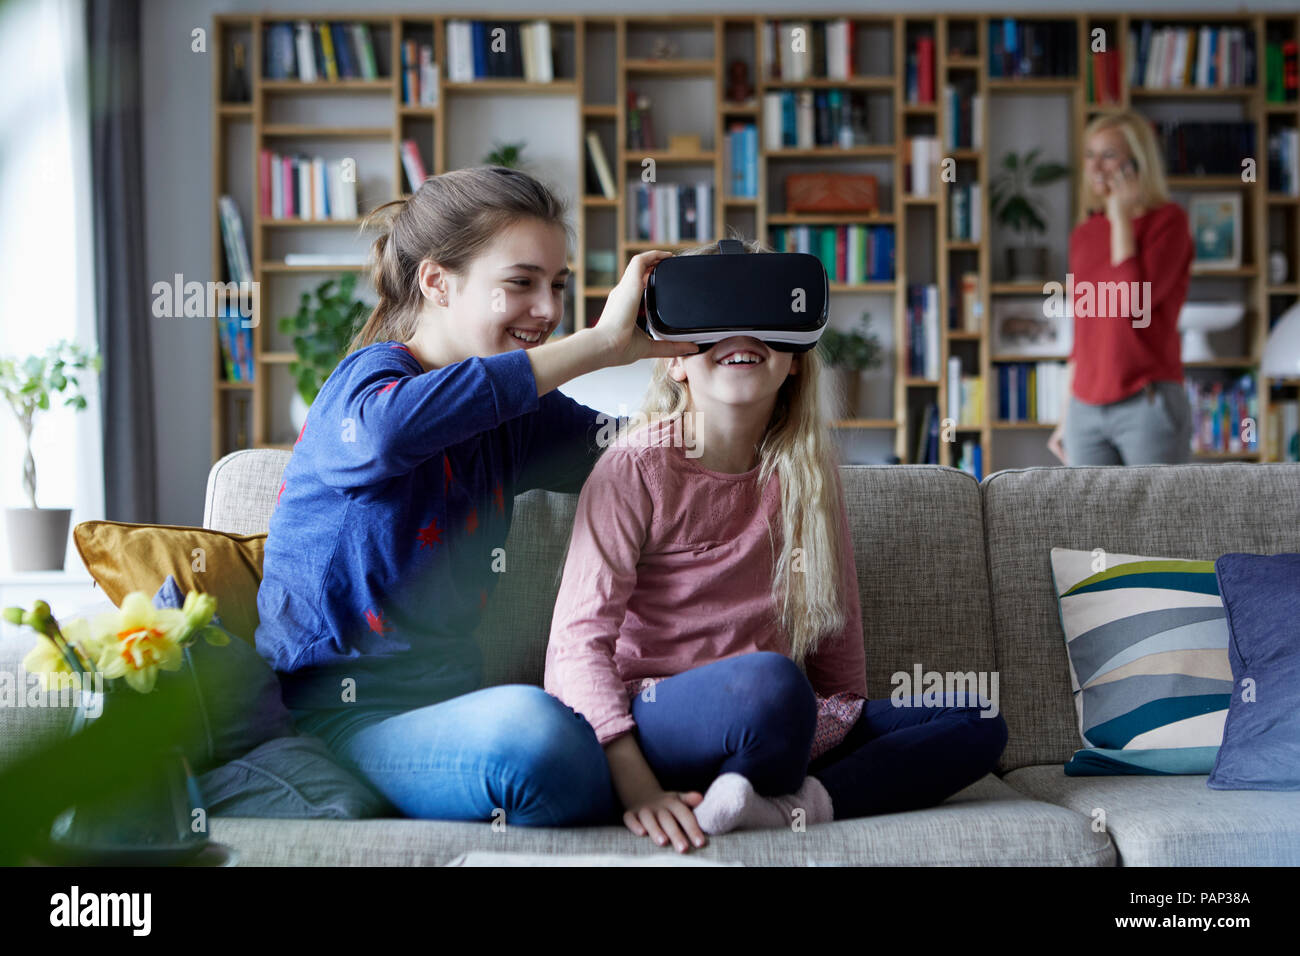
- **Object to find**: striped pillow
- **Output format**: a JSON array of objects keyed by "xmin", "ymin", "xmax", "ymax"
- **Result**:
[{"xmin": 1049, "ymin": 548, "xmax": 1231, "ymax": 775}]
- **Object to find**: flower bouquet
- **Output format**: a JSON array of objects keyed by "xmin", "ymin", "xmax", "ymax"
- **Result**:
[{"xmin": 5, "ymin": 591, "xmax": 229, "ymax": 864}]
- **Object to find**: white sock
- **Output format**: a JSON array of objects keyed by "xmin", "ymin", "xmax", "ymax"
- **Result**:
[{"xmin": 692, "ymin": 772, "xmax": 834, "ymax": 834}]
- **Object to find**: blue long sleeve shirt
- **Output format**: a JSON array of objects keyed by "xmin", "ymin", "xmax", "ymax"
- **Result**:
[{"xmin": 255, "ymin": 341, "xmax": 613, "ymax": 713}]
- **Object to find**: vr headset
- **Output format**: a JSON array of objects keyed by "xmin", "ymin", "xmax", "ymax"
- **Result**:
[{"xmin": 637, "ymin": 239, "xmax": 829, "ymax": 353}]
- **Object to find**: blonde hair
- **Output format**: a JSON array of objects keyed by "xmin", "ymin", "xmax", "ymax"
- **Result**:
[
  {"xmin": 620, "ymin": 232, "xmax": 850, "ymax": 666},
  {"xmin": 349, "ymin": 165, "xmax": 574, "ymax": 353},
  {"xmin": 1078, "ymin": 111, "xmax": 1170, "ymax": 222}
]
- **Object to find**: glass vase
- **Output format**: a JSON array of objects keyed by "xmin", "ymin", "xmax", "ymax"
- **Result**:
[{"xmin": 46, "ymin": 680, "xmax": 211, "ymax": 866}]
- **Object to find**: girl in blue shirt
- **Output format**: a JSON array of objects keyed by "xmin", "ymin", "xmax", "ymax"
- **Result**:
[{"xmin": 256, "ymin": 165, "xmax": 695, "ymax": 826}]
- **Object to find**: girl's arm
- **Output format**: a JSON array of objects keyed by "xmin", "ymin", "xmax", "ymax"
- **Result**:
[
  {"xmin": 516, "ymin": 394, "xmax": 627, "ymax": 494},
  {"xmin": 542, "ymin": 450, "xmax": 706, "ymax": 850},
  {"xmin": 528, "ymin": 250, "xmax": 697, "ymax": 396},
  {"xmin": 312, "ymin": 346, "xmax": 541, "ymax": 490},
  {"xmin": 543, "ymin": 449, "xmax": 651, "ymax": 743}
]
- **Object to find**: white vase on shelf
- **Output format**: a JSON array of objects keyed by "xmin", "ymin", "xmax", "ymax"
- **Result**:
[{"xmin": 289, "ymin": 392, "xmax": 309, "ymax": 440}]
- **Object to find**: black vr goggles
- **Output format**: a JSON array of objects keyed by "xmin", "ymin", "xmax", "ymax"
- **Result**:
[{"xmin": 637, "ymin": 239, "xmax": 829, "ymax": 353}]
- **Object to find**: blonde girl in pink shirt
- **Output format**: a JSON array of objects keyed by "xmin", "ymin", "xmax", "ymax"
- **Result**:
[{"xmin": 545, "ymin": 238, "xmax": 1008, "ymax": 853}]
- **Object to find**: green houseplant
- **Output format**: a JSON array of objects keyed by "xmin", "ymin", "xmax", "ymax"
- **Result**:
[
  {"xmin": 990, "ymin": 148, "xmax": 1069, "ymax": 281},
  {"xmin": 484, "ymin": 142, "xmax": 527, "ymax": 169},
  {"xmin": 277, "ymin": 274, "xmax": 369, "ymax": 435},
  {"xmin": 0, "ymin": 340, "xmax": 101, "ymax": 571},
  {"xmin": 816, "ymin": 312, "xmax": 883, "ymax": 421}
]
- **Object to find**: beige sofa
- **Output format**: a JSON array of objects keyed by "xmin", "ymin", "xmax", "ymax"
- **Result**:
[{"xmin": 4, "ymin": 451, "xmax": 1299, "ymax": 865}]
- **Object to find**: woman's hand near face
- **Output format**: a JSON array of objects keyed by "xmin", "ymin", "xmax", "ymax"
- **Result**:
[{"xmin": 1104, "ymin": 162, "xmax": 1142, "ymax": 222}]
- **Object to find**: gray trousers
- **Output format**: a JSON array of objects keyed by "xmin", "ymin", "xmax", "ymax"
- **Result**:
[{"xmin": 1064, "ymin": 381, "xmax": 1193, "ymax": 465}]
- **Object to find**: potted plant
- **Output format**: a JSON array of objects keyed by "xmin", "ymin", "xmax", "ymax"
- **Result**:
[
  {"xmin": 277, "ymin": 274, "xmax": 369, "ymax": 435},
  {"xmin": 0, "ymin": 340, "xmax": 100, "ymax": 572},
  {"xmin": 990, "ymin": 148, "xmax": 1069, "ymax": 282},
  {"xmin": 816, "ymin": 312, "xmax": 883, "ymax": 421},
  {"xmin": 484, "ymin": 142, "xmax": 527, "ymax": 169}
]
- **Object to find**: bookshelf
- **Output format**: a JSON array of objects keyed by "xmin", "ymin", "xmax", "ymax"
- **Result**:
[{"xmin": 211, "ymin": 12, "xmax": 1300, "ymax": 472}]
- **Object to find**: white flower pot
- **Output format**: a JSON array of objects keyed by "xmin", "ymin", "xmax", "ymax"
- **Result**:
[
  {"xmin": 290, "ymin": 391, "xmax": 309, "ymax": 439},
  {"xmin": 5, "ymin": 507, "xmax": 72, "ymax": 572}
]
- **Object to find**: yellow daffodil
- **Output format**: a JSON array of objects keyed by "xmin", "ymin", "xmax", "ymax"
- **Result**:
[
  {"xmin": 20, "ymin": 615, "xmax": 100, "ymax": 692},
  {"xmin": 17, "ymin": 589, "xmax": 225, "ymax": 695},
  {"xmin": 91, "ymin": 592, "xmax": 186, "ymax": 694}
]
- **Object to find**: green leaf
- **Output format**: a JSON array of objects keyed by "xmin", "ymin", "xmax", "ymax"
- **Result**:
[{"xmin": 1030, "ymin": 162, "xmax": 1069, "ymax": 185}]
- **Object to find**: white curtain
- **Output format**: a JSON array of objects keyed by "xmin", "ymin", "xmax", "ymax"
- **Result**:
[{"xmin": 0, "ymin": 0, "xmax": 104, "ymax": 572}]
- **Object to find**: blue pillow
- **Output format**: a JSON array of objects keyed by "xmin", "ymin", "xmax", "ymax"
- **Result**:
[
  {"xmin": 196, "ymin": 736, "xmax": 392, "ymax": 819},
  {"xmin": 152, "ymin": 575, "xmax": 295, "ymax": 770},
  {"xmin": 1207, "ymin": 553, "xmax": 1300, "ymax": 791},
  {"xmin": 152, "ymin": 576, "xmax": 389, "ymax": 818}
]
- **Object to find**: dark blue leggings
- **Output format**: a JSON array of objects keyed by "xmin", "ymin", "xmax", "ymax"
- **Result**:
[{"xmin": 627, "ymin": 652, "xmax": 1008, "ymax": 820}]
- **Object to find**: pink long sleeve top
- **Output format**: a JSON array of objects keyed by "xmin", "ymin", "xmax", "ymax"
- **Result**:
[{"xmin": 544, "ymin": 417, "xmax": 868, "ymax": 751}]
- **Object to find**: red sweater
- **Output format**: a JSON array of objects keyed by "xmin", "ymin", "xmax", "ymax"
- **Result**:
[{"xmin": 1067, "ymin": 201, "xmax": 1192, "ymax": 405}]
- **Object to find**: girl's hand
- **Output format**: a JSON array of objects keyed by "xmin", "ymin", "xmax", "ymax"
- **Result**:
[
  {"xmin": 1104, "ymin": 162, "xmax": 1141, "ymax": 222},
  {"xmin": 622, "ymin": 788, "xmax": 708, "ymax": 853},
  {"xmin": 1047, "ymin": 423, "xmax": 1067, "ymax": 464},
  {"xmin": 592, "ymin": 251, "xmax": 699, "ymax": 367}
]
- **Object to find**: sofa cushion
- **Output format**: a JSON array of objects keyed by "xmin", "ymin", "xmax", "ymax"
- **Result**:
[
  {"xmin": 151, "ymin": 575, "xmax": 294, "ymax": 769},
  {"xmin": 1004, "ymin": 764, "xmax": 1300, "ymax": 866},
  {"xmin": 1049, "ymin": 547, "xmax": 1230, "ymax": 775},
  {"xmin": 982, "ymin": 462, "xmax": 1300, "ymax": 774},
  {"xmin": 473, "ymin": 465, "xmax": 999, "ymax": 701},
  {"xmin": 196, "ymin": 735, "xmax": 392, "ymax": 820},
  {"xmin": 204, "ymin": 448, "xmax": 291, "ymax": 536},
  {"xmin": 73, "ymin": 519, "xmax": 265, "ymax": 645},
  {"xmin": 1208, "ymin": 552, "xmax": 1300, "ymax": 791},
  {"xmin": 208, "ymin": 771, "xmax": 1115, "ymax": 866}
]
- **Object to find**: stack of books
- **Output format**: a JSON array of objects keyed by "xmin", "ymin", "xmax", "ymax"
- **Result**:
[
  {"xmin": 259, "ymin": 151, "xmax": 359, "ymax": 220},
  {"xmin": 724, "ymin": 122, "xmax": 758, "ymax": 198},
  {"xmin": 905, "ymin": 34, "xmax": 935, "ymax": 104},
  {"xmin": 216, "ymin": 196, "xmax": 254, "ymax": 382},
  {"xmin": 762, "ymin": 19, "xmax": 858, "ymax": 81},
  {"xmin": 761, "ymin": 89, "xmax": 869, "ymax": 151},
  {"xmin": 263, "ymin": 21, "xmax": 381, "ymax": 81},
  {"xmin": 907, "ymin": 284, "xmax": 941, "ymax": 381},
  {"xmin": 1155, "ymin": 121, "xmax": 1255, "ymax": 176},
  {"xmin": 946, "ymin": 356, "xmax": 985, "ymax": 428},
  {"xmin": 987, "ymin": 19, "xmax": 1077, "ymax": 78},
  {"xmin": 400, "ymin": 38, "xmax": 438, "ymax": 105},
  {"xmin": 1128, "ymin": 22, "xmax": 1256, "ymax": 89},
  {"xmin": 444, "ymin": 20, "xmax": 555, "ymax": 82},
  {"xmin": 948, "ymin": 184, "xmax": 982, "ymax": 242},
  {"xmin": 997, "ymin": 362, "xmax": 1066, "ymax": 424},
  {"xmin": 769, "ymin": 225, "xmax": 894, "ymax": 283},
  {"xmin": 627, "ymin": 183, "xmax": 714, "ymax": 243}
]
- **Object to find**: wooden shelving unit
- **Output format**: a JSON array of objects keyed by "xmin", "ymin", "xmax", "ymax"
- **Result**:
[{"xmin": 211, "ymin": 11, "xmax": 1300, "ymax": 470}]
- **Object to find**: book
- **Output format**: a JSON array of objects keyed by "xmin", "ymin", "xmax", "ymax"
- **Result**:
[
  {"xmin": 584, "ymin": 132, "xmax": 616, "ymax": 199},
  {"xmin": 400, "ymin": 139, "xmax": 428, "ymax": 192},
  {"xmin": 283, "ymin": 253, "xmax": 367, "ymax": 266}
]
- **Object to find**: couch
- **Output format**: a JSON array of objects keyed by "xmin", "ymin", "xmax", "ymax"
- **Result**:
[{"xmin": 5, "ymin": 450, "xmax": 1299, "ymax": 865}]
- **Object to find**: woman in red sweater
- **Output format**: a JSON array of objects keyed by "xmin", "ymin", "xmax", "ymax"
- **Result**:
[{"xmin": 1048, "ymin": 111, "xmax": 1194, "ymax": 465}]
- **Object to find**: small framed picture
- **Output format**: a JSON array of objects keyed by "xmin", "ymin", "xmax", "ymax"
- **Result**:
[
  {"xmin": 1188, "ymin": 193, "xmax": 1242, "ymax": 270},
  {"xmin": 991, "ymin": 297, "xmax": 1073, "ymax": 358}
]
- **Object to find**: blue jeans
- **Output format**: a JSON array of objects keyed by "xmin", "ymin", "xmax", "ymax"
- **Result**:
[
  {"xmin": 291, "ymin": 685, "xmax": 617, "ymax": 827},
  {"xmin": 630, "ymin": 652, "xmax": 1009, "ymax": 819}
]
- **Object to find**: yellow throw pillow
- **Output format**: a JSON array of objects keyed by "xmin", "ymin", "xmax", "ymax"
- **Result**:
[{"xmin": 73, "ymin": 521, "xmax": 266, "ymax": 644}]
